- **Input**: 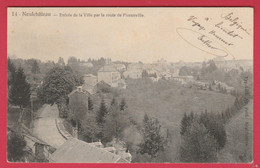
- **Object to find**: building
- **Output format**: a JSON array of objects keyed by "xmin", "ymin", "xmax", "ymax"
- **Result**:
[
  {"xmin": 172, "ymin": 76, "xmax": 194, "ymax": 85},
  {"xmin": 81, "ymin": 74, "xmax": 98, "ymax": 94},
  {"xmin": 98, "ymin": 65, "xmax": 121, "ymax": 87},
  {"xmin": 113, "ymin": 63, "xmax": 126, "ymax": 72},
  {"xmin": 83, "ymin": 74, "xmax": 97, "ymax": 86},
  {"xmin": 213, "ymin": 80, "xmax": 235, "ymax": 93},
  {"xmin": 79, "ymin": 62, "xmax": 94, "ymax": 68},
  {"xmin": 123, "ymin": 69, "xmax": 142, "ymax": 79},
  {"xmin": 7, "ymin": 124, "xmax": 55, "ymax": 162},
  {"xmin": 49, "ymin": 138, "xmax": 130, "ymax": 163},
  {"xmin": 106, "ymin": 138, "xmax": 132, "ymax": 162},
  {"xmin": 81, "ymin": 84, "xmax": 97, "ymax": 95},
  {"xmin": 68, "ymin": 87, "xmax": 89, "ymax": 105},
  {"xmin": 118, "ymin": 79, "xmax": 127, "ymax": 89}
]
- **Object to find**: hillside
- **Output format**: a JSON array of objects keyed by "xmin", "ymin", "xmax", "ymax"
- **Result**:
[
  {"xmin": 91, "ymin": 78, "xmax": 236, "ymax": 162},
  {"xmin": 218, "ymin": 99, "xmax": 253, "ymax": 163}
]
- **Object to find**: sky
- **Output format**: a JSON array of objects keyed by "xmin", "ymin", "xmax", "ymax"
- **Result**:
[{"xmin": 8, "ymin": 7, "xmax": 253, "ymax": 63}]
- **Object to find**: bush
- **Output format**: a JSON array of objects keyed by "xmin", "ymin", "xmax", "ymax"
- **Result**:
[{"xmin": 7, "ymin": 132, "xmax": 27, "ymax": 162}]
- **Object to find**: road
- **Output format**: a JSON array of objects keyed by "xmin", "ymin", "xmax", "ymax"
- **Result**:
[{"xmin": 32, "ymin": 104, "xmax": 67, "ymax": 149}]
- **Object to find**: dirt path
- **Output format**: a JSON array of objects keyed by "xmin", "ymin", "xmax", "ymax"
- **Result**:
[{"xmin": 32, "ymin": 104, "xmax": 66, "ymax": 149}]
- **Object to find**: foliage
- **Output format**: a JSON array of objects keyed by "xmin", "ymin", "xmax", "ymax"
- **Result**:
[
  {"xmin": 200, "ymin": 112, "xmax": 227, "ymax": 149},
  {"xmin": 142, "ymin": 70, "xmax": 149, "ymax": 78},
  {"xmin": 180, "ymin": 121, "xmax": 218, "ymax": 162},
  {"xmin": 120, "ymin": 98, "xmax": 127, "ymax": 111},
  {"xmin": 37, "ymin": 66, "xmax": 83, "ymax": 116},
  {"xmin": 68, "ymin": 92, "xmax": 88, "ymax": 128},
  {"xmin": 180, "ymin": 111, "xmax": 226, "ymax": 150},
  {"xmin": 138, "ymin": 114, "xmax": 165, "ymax": 158},
  {"xmin": 57, "ymin": 57, "xmax": 65, "ymax": 66},
  {"xmin": 179, "ymin": 66, "xmax": 199, "ymax": 77},
  {"xmin": 67, "ymin": 56, "xmax": 106, "ymax": 76},
  {"xmin": 88, "ymin": 96, "xmax": 94, "ymax": 111},
  {"xmin": 9, "ymin": 67, "xmax": 31, "ymax": 122},
  {"xmin": 31, "ymin": 60, "xmax": 40, "ymax": 74},
  {"xmin": 81, "ymin": 112, "xmax": 101, "ymax": 142},
  {"xmin": 8, "ymin": 58, "xmax": 16, "ymax": 86},
  {"xmin": 180, "ymin": 112, "xmax": 194, "ymax": 135},
  {"xmin": 201, "ymin": 60, "xmax": 217, "ymax": 77},
  {"xmin": 7, "ymin": 132, "xmax": 27, "ymax": 162},
  {"xmin": 102, "ymin": 102, "xmax": 129, "ymax": 143},
  {"xmin": 9, "ymin": 67, "xmax": 31, "ymax": 108},
  {"xmin": 96, "ymin": 99, "xmax": 108, "ymax": 125}
]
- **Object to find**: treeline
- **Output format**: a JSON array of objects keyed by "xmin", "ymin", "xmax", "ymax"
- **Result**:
[
  {"xmin": 37, "ymin": 66, "xmax": 83, "ymax": 117},
  {"xmin": 179, "ymin": 95, "xmax": 249, "ymax": 162},
  {"xmin": 77, "ymin": 96, "xmax": 129, "ymax": 144},
  {"xmin": 69, "ymin": 91, "xmax": 167, "ymax": 161},
  {"xmin": 179, "ymin": 60, "xmax": 253, "ymax": 96},
  {"xmin": 67, "ymin": 56, "xmax": 107, "ymax": 76},
  {"xmin": 8, "ymin": 57, "xmax": 57, "ymax": 91},
  {"xmin": 8, "ymin": 59, "xmax": 31, "ymax": 122}
]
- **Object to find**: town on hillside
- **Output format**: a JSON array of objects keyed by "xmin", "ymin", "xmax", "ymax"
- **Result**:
[{"xmin": 7, "ymin": 55, "xmax": 253, "ymax": 163}]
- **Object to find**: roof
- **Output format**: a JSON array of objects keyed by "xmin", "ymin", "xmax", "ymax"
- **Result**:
[
  {"xmin": 49, "ymin": 138, "xmax": 129, "ymax": 163},
  {"xmin": 88, "ymin": 141, "xmax": 103, "ymax": 147},
  {"xmin": 68, "ymin": 88, "xmax": 89, "ymax": 97},
  {"xmin": 83, "ymin": 74, "xmax": 96, "ymax": 78},
  {"xmin": 98, "ymin": 65, "xmax": 118, "ymax": 72},
  {"xmin": 7, "ymin": 124, "xmax": 49, "ymax": 146}
]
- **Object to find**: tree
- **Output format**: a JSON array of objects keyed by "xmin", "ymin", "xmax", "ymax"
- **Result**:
[
  {"xmin": 180, "ymin": 112, "xmax": 195, "ymax": 136},
  {"xmin": 199, "ymin": 113, "xmax": 227, "ymax": 149},
  {"xmin": 110, "ymin": 97, "xmax": 116, "ymax": 106},
  {"xmin": 81, "ymin": 112, "xmax": 101, "ymax": 142},
  {"xmin": 139, "ymin": 114, "xmax": 165, "ymax": 158},
  {"xmin": 68, "ymin": 91, "xmax": 88, "ymax": 131},
  {"xmin": 209, "ymin": 84, "xmax": 212, "ymax": 91},
  {"xmin": 57, "ymin": 57, "xmax": 65, "ymax": 66},
  {"xmin": 142, "ymin": 70, "xmax": 149, "ymax": 78},
  {"xmin": 67, "ymin": 56, "xmax": 79, "ymax": 69},
  {"xmin": 67, "ymin": 56, "xmax": 78, "ymax": 65},
  {"xmin": 7, "ymin": 132, "xmax": 27, "ymax": 162},
  {"xmin": 179, "ymin": 66, "xmax": 192, "ymax": 76},
  {"xmin": 120, "ymin": 98, "xmax": 127, "ymax": 111},
  {"xmin": 8, "ymin": 58, "xmax": 16, "ymax": 87},
  {"xmin": 88, "ymin": 96, "xmax": 94, "ymax": 111},
  {"xmin": 102, "ymin": 102, "xmax": 128, "ymax": 143},
  {"xmin": 96, "ymin": 99, "xmax": 108, "ymax": 125},
  {"xmin": 180, "ymin": 121, "xmax": 218, "ymax": 162},
  {"xmin": 37, "ymin": 66, "xmax": 83, "ymax": 117},
  {"xmin": 31, "ymin": 60, "xmax": 40, "ymax": 74},
  {"xmin": 180, "ymin": 113, "xmax": 189, "ymax": 135},
  {"xmin": 9, "ymin": 67, "xmax": 31, "ymax": 122}
]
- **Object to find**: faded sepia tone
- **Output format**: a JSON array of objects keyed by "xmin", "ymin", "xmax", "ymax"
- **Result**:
[
  {"xmin": 7, "ymin": 7, "xmax": 253, "ymax": 163},
  {"xmin": 8, "ymin": 8, "xmax": 253, "ymax": 62}
]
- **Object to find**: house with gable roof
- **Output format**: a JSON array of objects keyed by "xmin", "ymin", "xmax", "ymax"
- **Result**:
[{"xmin": 97, "ymin": 65, "xmax": 121, "ymax": 87}]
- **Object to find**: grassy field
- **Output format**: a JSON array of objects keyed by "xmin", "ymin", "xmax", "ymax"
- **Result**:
[
  {"xmin": 217, "ymin": 99, "xmax": 253, "ymax": 163},
  {"xmin": 122, "ymin": 78, "xmax": 235, "ymax": 128},
  {"xmin": 91, "ymin": 78, "xmax": 236, "ymax": 162}
]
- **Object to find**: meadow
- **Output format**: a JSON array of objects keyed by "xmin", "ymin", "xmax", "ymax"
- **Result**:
[{"xmin": 91, "ymin": 78, "xmax": 236, "ymax": 162}]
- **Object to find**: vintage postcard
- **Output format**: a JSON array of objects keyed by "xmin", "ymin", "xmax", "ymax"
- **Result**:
[{"xmin": 7, "ymin": 7, "xmax": 253, "ymax": 163}]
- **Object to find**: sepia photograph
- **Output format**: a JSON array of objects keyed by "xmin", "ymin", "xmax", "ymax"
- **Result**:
[{"xmin": 7, "ymin": 7, "xmax": 253, "ymax": 163}]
